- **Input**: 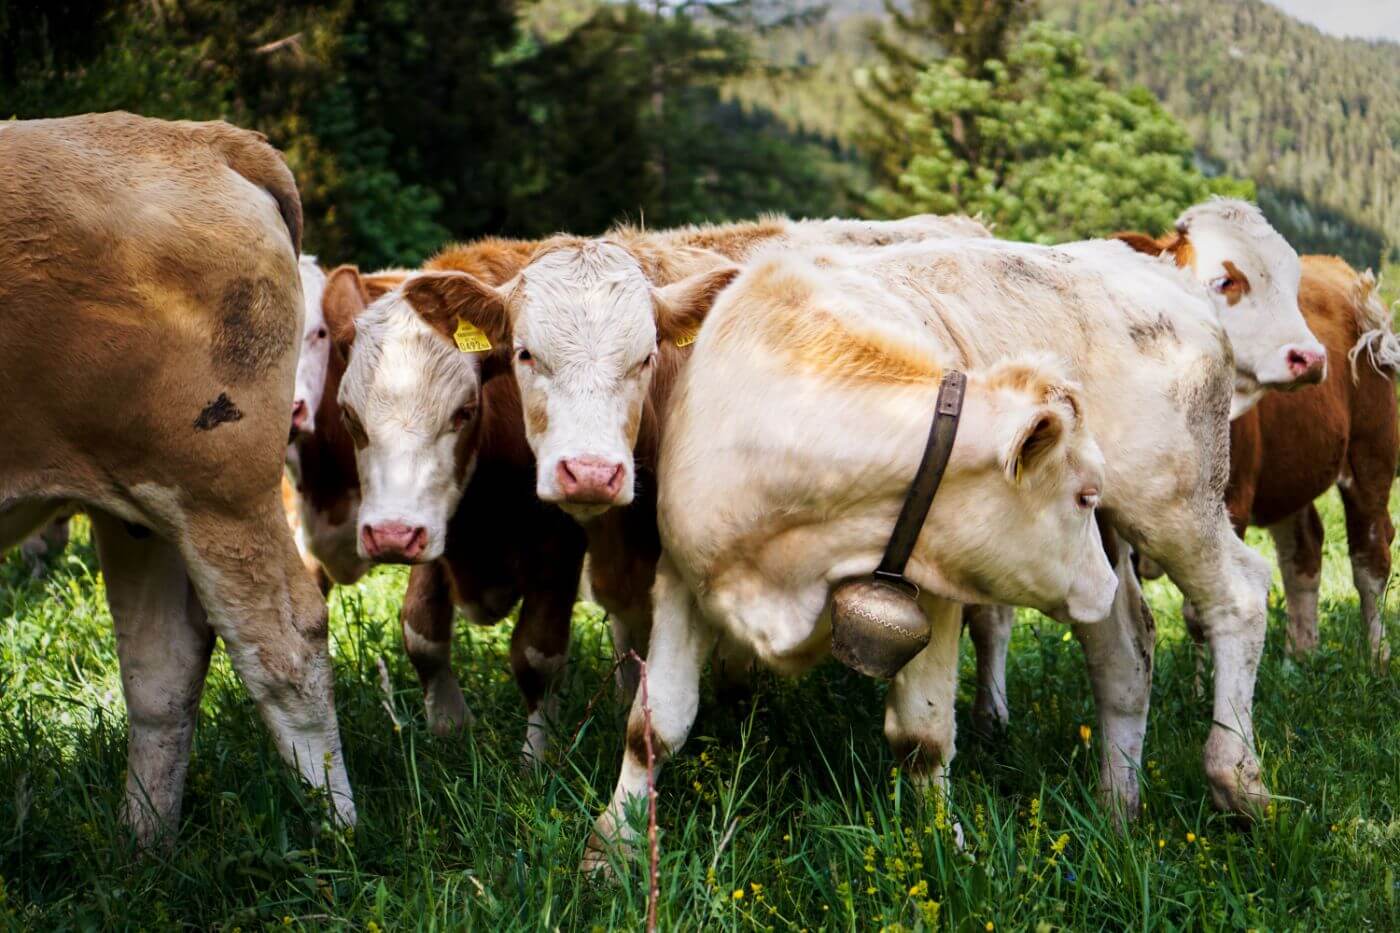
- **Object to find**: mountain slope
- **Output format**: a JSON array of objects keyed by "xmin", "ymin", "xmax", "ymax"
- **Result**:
[{"xmin": 729, "ymin": 0, "xmax": 1400, "ymax": 263}]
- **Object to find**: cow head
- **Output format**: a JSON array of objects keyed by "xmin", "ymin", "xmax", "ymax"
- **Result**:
[
  {"xmin": 1118, "ymin": 198, "xmax": 1324, "ymax": 412},
  {"xmin": 927, "ymin": 358, "xmax": 1117, "ymax": 625},
  {"xmin": 404, "ymin": 239, "xmax": 739, "ymax": 520},
  {"xmin": 290, "ymin": 256, "xmax": 329, "ymax": 441},
  {"xmin": 335, "ymin": 268, "xmax": 490, "ymax": 564}
]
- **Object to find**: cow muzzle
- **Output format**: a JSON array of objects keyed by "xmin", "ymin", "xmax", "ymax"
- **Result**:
[
  {"xmin": 1282, "ymin": 345, "xmax": 1326, "ymax": 385},
  {"xmin": 359, "ymin": 521, "xmax": 428, "ymax": 563},
  {"xmin": 555, "ymin": 457, "xmax": 626, "ymax": 505}
]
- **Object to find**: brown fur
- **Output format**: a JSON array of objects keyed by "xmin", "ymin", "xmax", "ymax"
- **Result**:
[
  {"xmin": 0, "ymin": 112, "xmax": 340, "ymax": 839},
  {"xmin": 1224, "ymin": 255, "xmax": 1397, "ymax": 653}
]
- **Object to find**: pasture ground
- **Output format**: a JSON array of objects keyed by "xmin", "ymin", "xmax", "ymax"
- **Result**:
[{"xmin": 1, "ymin": 488, "xmax": 1397, "ymax": 931}]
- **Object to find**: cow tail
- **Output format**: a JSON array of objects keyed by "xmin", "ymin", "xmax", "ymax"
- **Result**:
[{"xmin": 1347, "ymin": 268, "xmax": 1400, "ymax": 381}]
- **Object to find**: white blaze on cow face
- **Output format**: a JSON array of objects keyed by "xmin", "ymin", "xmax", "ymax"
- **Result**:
[
  {"xmin": 408, "ymin": 240, "xmax": 739, "ymax": 521},
  {"xmin": 337, "ymin": 287, "xmax": 483, "ymax": 564},
  {"xmin": 1172, "ymin": 199, "xmax": 1324, "ymax": 407},
  {"xmin": 291, "ymin": 256, "xmax": 330, "ymax": 439}
]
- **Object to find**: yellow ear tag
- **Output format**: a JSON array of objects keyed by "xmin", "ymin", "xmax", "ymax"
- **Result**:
[
  {"xmin": 674, "ymin": 328, "xmax": 698, "ymax": 348},
  {"xmin": 454, "ymin": 319, "xmax": 492, "ymax": 353}
]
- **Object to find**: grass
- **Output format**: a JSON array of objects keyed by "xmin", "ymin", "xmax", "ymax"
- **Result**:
[{"xmin": 1, "ymin": 487, "xmax": 1397, "ymax": 931}]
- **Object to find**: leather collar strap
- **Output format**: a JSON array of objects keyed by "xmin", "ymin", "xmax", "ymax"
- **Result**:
[{"xmin": 872, "ymin": 370, "xmax": 967, "ymax": 594}]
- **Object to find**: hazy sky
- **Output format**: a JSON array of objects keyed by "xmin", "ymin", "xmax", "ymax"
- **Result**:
[{"xmin": 1266, "ymin": 0, "xmax": 1400, "ymax": 43}]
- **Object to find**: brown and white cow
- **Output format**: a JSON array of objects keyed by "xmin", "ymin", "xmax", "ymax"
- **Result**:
[
  {"xmin": 0, "ymin": 112, "xmax": 353, "ymax": 841},
  {"xmin": 324, "ymin": 245, "xmax": 592, "ymax": 759},
  {"xmin": 1149, "ymin": 257, "xmax": 1397, "ymax": 665},
  {"xmin": 1235, "ymin": 260, "xmax": 1397, "ymax": 665}
]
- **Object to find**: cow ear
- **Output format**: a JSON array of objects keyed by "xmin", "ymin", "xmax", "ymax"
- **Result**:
[
  {"xmin": 361, "ymin": 270, "xmax": 409, "ymax": 301},
  {"xmin": 1113, "ymin": 232, "xmax": 1165, "ymax": 257},
  {"xmin": 1001, "ymin": 407, "xmax": 1066, "ymax": 485},
  {"xmin": 401, "ymin": 271, "xmax": 513, "ymax": 347},
  {"xmin": 322, "ymin": 265, "xmax": 371, "ymax": 355},
  {"xmin": 653, "ymin": 264, "xmax": 742, "ymax": 346}
]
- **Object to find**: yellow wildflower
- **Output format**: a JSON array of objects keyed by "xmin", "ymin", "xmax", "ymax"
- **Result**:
[
  {"xmin": 732, "ymin": 889, "xmax": 744, "ymax": 901},
  {"xmin": 986, "ymin": 922, "xmax": 996, "ymax": 931},
  {"xmin": 1186, "ymin": 832, "xmax": 1197, "ymax": 843},
  {"xmin": 1078, "ymin": 724, "xmax": 1092, "ymax": 746}
]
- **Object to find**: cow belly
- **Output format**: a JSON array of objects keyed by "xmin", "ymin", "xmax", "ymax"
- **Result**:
[{"xmin": 1249, "ymin": 386, "xmax": 1350, "ymax": 526}]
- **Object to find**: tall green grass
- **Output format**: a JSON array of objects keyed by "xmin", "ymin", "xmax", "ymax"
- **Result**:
[{"xmin": 1, "ymin": 486, "xmax": 1395, "ymax": 930}]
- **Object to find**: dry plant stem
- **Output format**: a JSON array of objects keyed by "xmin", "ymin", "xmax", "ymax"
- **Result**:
[{"xmin": 633, "ymin": 648, "xmax": 659, "ymax": 933}]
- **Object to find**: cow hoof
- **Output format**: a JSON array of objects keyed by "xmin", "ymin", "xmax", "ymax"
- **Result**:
[
  {"xmin": 970, "ymin": 693, "xmax": 1009, "ymax": 736},
  {"xmin": 1204, "ymin": 732, "xmax": 1270, "ymax": 815},
  {"xmin": 581, "ymin": 832, "xmax": 626, "ymax": 880},
  {"xmin": 424, "ymin": 680, "xmax": 473, "ymax": 736}
]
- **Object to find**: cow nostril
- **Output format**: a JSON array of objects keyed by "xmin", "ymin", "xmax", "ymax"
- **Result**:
[{"xmin": 606, "ymin": 464, "xmax": 625, "ymax": 494}]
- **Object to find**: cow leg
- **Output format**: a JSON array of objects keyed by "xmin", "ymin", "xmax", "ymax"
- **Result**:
[
  {"xmin": 1339, "ymin": 469, "xmax": 1395, "ymax": 670},
  {"xmin": 402, "ymin": 561, "xmax": 471, "ymax": 735},
  {"xmin": 584, "ymin": 554, "xmax": 716, "ymax": 874},
  {"xmin": 966, "ymin": 604, "xmax": 1013, "ymax": 732},
  {"xmin": 608, "ymin": 608, "xmax": 650, "ymax": 703},
  {"xmin": 1073, "ymin": 534, "xmax": 1154, "ymax": 819},
  {"xmin": 885, "ymin": 598, "xmax": 963, "ymax": 839},
  {"xmin": 178, "ymin": 502, "xmax": 355, "ymax": 826},
  {"xmin": 1267, "ymin": 506, "xmax": 1323, "ymax": 658},
  {"xmin": 1150, "ymin": 512, "xmax": 1272, "ymax": 813},
  {"xmin": 511, "ymin": 585, "xmax": 575, "ymax": 765},
  {"xmin": 90, "ymin": 512, "xmax": 214, "ymax": 846},
  {"xmin": 0, "ymin": 499, "xmax": 64, "ymax": 553}
]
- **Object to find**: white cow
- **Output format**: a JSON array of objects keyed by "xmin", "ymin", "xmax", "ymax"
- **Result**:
[
  {"xmin": 584, "ymin": 234, "xmax": 1279, "ymax": 870},
  {"xmin": 967, "ymin": 198, "xmax": 1324, "ymax": 731}
]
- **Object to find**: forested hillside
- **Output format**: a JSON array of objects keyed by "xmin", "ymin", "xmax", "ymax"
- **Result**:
[{"xmin": 731, "ymin": 0, "xmax": 1400, "ymax": 268}]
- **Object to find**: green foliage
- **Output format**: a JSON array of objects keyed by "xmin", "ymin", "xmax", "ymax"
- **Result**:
[
  {"xmin": 887, "ymin": 23, "xmax": 1251, "ymax": 242},
  {"xmin": 1046, "ymin": 0, "xmax": 1400, "ymax": 265},
  {"xmin": 0, "ymin": 0, "xmax": 856, "ymax": 267},
  {"xmin": 2, "ymin": 491, "xmax": 1398, "ymax": 927}
]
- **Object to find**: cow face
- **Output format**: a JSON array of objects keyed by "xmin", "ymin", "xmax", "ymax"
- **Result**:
[
  {"xmin": 1126, "ymin": 199, "xmax": 1324, "ymax": 410},
  {"xmin": 337, "ymin": 278, "xmax": 485, "ymax": 564},
  {"xmin": 406, "ymin": 240, "xmax": 738, "ymax": 520},
  {"xmin": 290, "ymin": 256, "xmax": 329, "ymax": 440},
  {"xmin": 930, "ymin": 360, "xmax": 1117, "ymax": 625}
]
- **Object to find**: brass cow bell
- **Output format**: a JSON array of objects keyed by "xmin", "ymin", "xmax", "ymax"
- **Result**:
[
  {"xmin": 830, "ymin": 572, "xmax": 930, "ymax": 679},
  {"xmin": 829, "ymin": 370, "xmax": 966, "ymax": 680}
]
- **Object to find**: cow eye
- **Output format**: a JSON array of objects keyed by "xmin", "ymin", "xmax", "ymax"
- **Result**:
[
  {"xmin": 451, "ymin": 402, "xmax": 477, "ymax": 431},
  {"xmin": 316, "ymin": 327, "xmax": 328, "ymax": 339},
  {"xmin": 516, "ymin": 348, "xmax": 533, "ymax": 365},
  {"xmin": 1076, "ymin": 486, "xmax": 1100, "ymax": 510},
  {"xmin": 1210, "ymin": 275, "xmax": 1233, "ymax": 293},
  {"xmin": 631, "ymin": 352, "xmax": 656, "ymax": 376}
]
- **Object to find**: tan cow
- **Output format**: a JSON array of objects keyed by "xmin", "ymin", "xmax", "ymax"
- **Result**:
[{"xmin": 0, "ymin": 112, "xmax": 353, "ymax": 842}]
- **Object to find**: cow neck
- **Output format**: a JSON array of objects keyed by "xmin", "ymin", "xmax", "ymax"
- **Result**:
[
  {"xmin": 295, "ymin": 342, "xmax": 359, "ymax": 513},
  {"xmin": 872, "ymin": 370, "xmax": 967, "ymax": 592}
]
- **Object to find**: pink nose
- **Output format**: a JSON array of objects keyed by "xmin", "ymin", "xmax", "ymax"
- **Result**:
[
  {"xmin": 556, "ymin": 457, "xmax": 626, "ymax": 504},
  {"xmin": 360, "ymin": 521, "xmax": 428, "ymax": 562},
  {"xmin": 291, "ymin": 399, "xmax": 310, "ymax": 431},
  {"xmin": 1285, "ymin": 347, "xmax": 1326, "ymax": 384}
]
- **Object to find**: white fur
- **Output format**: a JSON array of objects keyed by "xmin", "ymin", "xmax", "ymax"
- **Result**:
[
  {"xmin": 337, "ymin": 289, "xmax": 484, "ymax": 563},
  {"xmin": 292, "ymin": 256, "xmax": 330, "ymax": 433}
]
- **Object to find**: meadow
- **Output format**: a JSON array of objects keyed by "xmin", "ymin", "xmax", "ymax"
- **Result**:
[{"xmin": 0, "ymin": 488, "xmax": 1396, "ymax": 931}]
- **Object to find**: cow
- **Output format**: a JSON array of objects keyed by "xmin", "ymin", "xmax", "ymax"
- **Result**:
[
  {"xmin": 965, "ymin": 198, "xmax": 1327, "ymax": 731},
  {"xmin": 1135, "ymin": 257, "xmax": 1397, "ymax": 666},
  {"xmin": 0, "ymin": 112, "xmax": 353, "ymax": 842},
  {"xmin": 281, "ymin": 265, "xmax": 406, "ymax": 590},
  {"xmin": 1234, "ymin": 260, "xmax": 1397, "ymax": 666}
]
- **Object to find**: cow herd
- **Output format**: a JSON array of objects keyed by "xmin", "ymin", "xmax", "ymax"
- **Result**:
[{"xmin": 2, "ymin": 113, "xmax": 1396, "ymax": 870}]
